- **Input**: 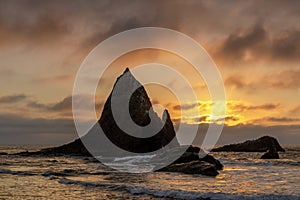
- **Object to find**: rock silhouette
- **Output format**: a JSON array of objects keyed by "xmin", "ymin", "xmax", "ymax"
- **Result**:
[
  {"xmin": 40, "ymin": 68, "xmax": 179, "ymax": 155},
  {"xmin": 260, "ymin": 145, "xmax": 280, "ymax": 159},
  {"xmin": 212, "ymin": 136, "xmax": 285, "ymax": 153}
]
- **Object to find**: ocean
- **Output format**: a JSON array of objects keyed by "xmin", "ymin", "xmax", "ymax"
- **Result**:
[{"xmin": 0, "ymin": 145, "xmax": 300, "ymax": 200}]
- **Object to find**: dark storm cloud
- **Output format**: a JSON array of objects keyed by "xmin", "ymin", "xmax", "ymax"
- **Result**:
[{"xmin": 0, "ymin": 94, "xmax": 27, "ymax": 103}]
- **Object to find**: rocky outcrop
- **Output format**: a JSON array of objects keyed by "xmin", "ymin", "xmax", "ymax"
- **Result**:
[
  {"xmin": 172, "ymin": 145, "xmax": 223, "ymax": 170},
  {"xmin": 212, "ymin": 136, "xmax": 285, "ymax": 152},
  {"xmin": 158, "ymin": 160, "xmax": 219, "ymax": 176},
  {"xmin": 260, "ymin": 146, "xmax": 280, "ymax": 159},
  {"xmin": 153, "ymin": 145, "xmax": 223, "ymax": 175},
  {"xmin": 260, "ymin": 151, "xmax": 279, "ymax": 159}
]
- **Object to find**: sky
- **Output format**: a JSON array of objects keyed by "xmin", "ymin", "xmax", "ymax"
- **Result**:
[{"xmin": 0, "ymin": 0, "xmax": 300, "ymax": 145}]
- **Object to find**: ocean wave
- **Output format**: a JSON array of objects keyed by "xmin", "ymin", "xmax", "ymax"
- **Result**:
[
  {"xmin": 57, "ymin": 178, "xmax": 300, "ymax": 200},
  {"xmin": 127, "ymin": 188, "xmax": 300, "ymax": 200},
  {"xmin": 42, "ymin": 169, "xmax": 112, "ymax": 177},
  {"xmin": 58, "ymin": 178, "xmax": 124, "ymax": 190}
]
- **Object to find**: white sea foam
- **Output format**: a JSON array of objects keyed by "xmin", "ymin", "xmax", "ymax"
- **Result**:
[{"xmin": 113, "ymin": 154, "xmax": 156, "ymax": 163}]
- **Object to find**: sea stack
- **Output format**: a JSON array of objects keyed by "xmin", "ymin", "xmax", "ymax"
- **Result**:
[{"xmin": 40, "ymin": 68, "xmax": 180, "ymax": 155}]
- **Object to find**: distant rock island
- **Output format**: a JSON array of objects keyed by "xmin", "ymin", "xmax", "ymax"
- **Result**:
[
  {"xmin": 212, "ymin": 136, "xmax": 285, "ymax": 159},
  {"xmin": 212, "ymin": 136, "xmax": 285, "ymax": 152}
]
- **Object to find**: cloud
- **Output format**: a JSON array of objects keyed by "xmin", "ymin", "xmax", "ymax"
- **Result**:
[
  {"xmin": 0, "ymin": 9, "xmax": 71, "ymax": 47},
  {"xmin": 225, "ymin": 70, "xmax": 300, "ymax": 90},
  {"xmin": 291, "ymin": 106, "xmax": 300, "ymax": 114},
  {"xmin": 0, "ymin": 113, "xmax": 77, "ymax": 145},
  {"xmin": 266, "ymin": 117, "xmax": 300, "ymax": 122},
  {"xmin": 225, "ymin": 75, "xmax": 250, "ymax": 89},
  {"xmin": 271, "ymin": 30, "xmax": 300, "ymax": 61},
  {"xmin": 28, "ymin": 96, "xmax": 72, "ymax": 112},
  {"xmin": 173, "ymin": 103, "xmax": 199, "ymax": 111},
  {"xmin": 214, "ymin": 23, "xmax": 300, "ymax": 64},
  {"xmin": 228, "ymin": 102, "xmax": 280, "ymax": 112},
  {"xmin": 172, "ymin": 101, "xmax": 279, "ymax": 112},
  {"xmin": 216, "ymin": 23, "xmax": 268, "ymax": 63},
  {"xmin": 248, "ymin": 117, "xmax": 300, "ymax": 126},
  {"xmin": 263, "ymin": 70, "xmax": 300, "ymax": 89},
  {"xmin": 180, "ymin": 114, "xmax": 240, "ymax": 125},
  {"xmin": 28, "ymin": 95, "xmax": 104, "ymax": 113},
  {"xmin": 32, "ymin": 75, "xmax": 72, "ymax": 83},
  {"xmin": 0, "ymin": 94, "xmax": 27, "ymax": 103}
]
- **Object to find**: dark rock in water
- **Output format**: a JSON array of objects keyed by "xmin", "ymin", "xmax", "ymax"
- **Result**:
[
  {"xmin": 0, "ymin": 152, "xmax": 8, "ymax": 155},
  {"xmin": 212, "ymin": 136, "xmax": 285, "ymax": 152},
  {"xmin": 31, "ymin": 68, "xmax": 179, "ymax": 156},
  {"xmin": 173, "ymin": 152, "xmax": 223, "ymax": 170},
  {"xmin": 200, "ymin": 154, "xmax": 223, "ymax": 170},
  {"xmin": 158, "ymin": 160, "xmax": 219, "ymax": 176},
  {"xmin": 260, "ymin": 145, "xmax": 280, "ymax": 159},
  {"xmin": 261, "ymin": 151, "xmax": 280, "ymax": 159},
  {"xmin": 172, "ymin": 146, "xmax": 223, "ymax": 170},
  {"xmin": 153, "ymin": 145, "xmax": 223, "ymax": 172}
]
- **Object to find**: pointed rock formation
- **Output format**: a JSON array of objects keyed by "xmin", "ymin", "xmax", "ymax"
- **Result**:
[
  {"xmin": 40, "ymin": 68, "xmax": 179, "ymax": 155},
  {"xmin": 97, "ymin": 68, "xmax": 179, "ymax": 153}
]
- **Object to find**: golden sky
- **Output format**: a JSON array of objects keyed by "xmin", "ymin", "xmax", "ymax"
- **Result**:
[{"xmin": 0, "ymin": 0, "xmax": 299, "ymax": 145}]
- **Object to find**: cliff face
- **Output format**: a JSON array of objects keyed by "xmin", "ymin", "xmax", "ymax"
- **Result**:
[{"xmin": 41, "ymin": 68, "xmax": 179, "ymax": 155}]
